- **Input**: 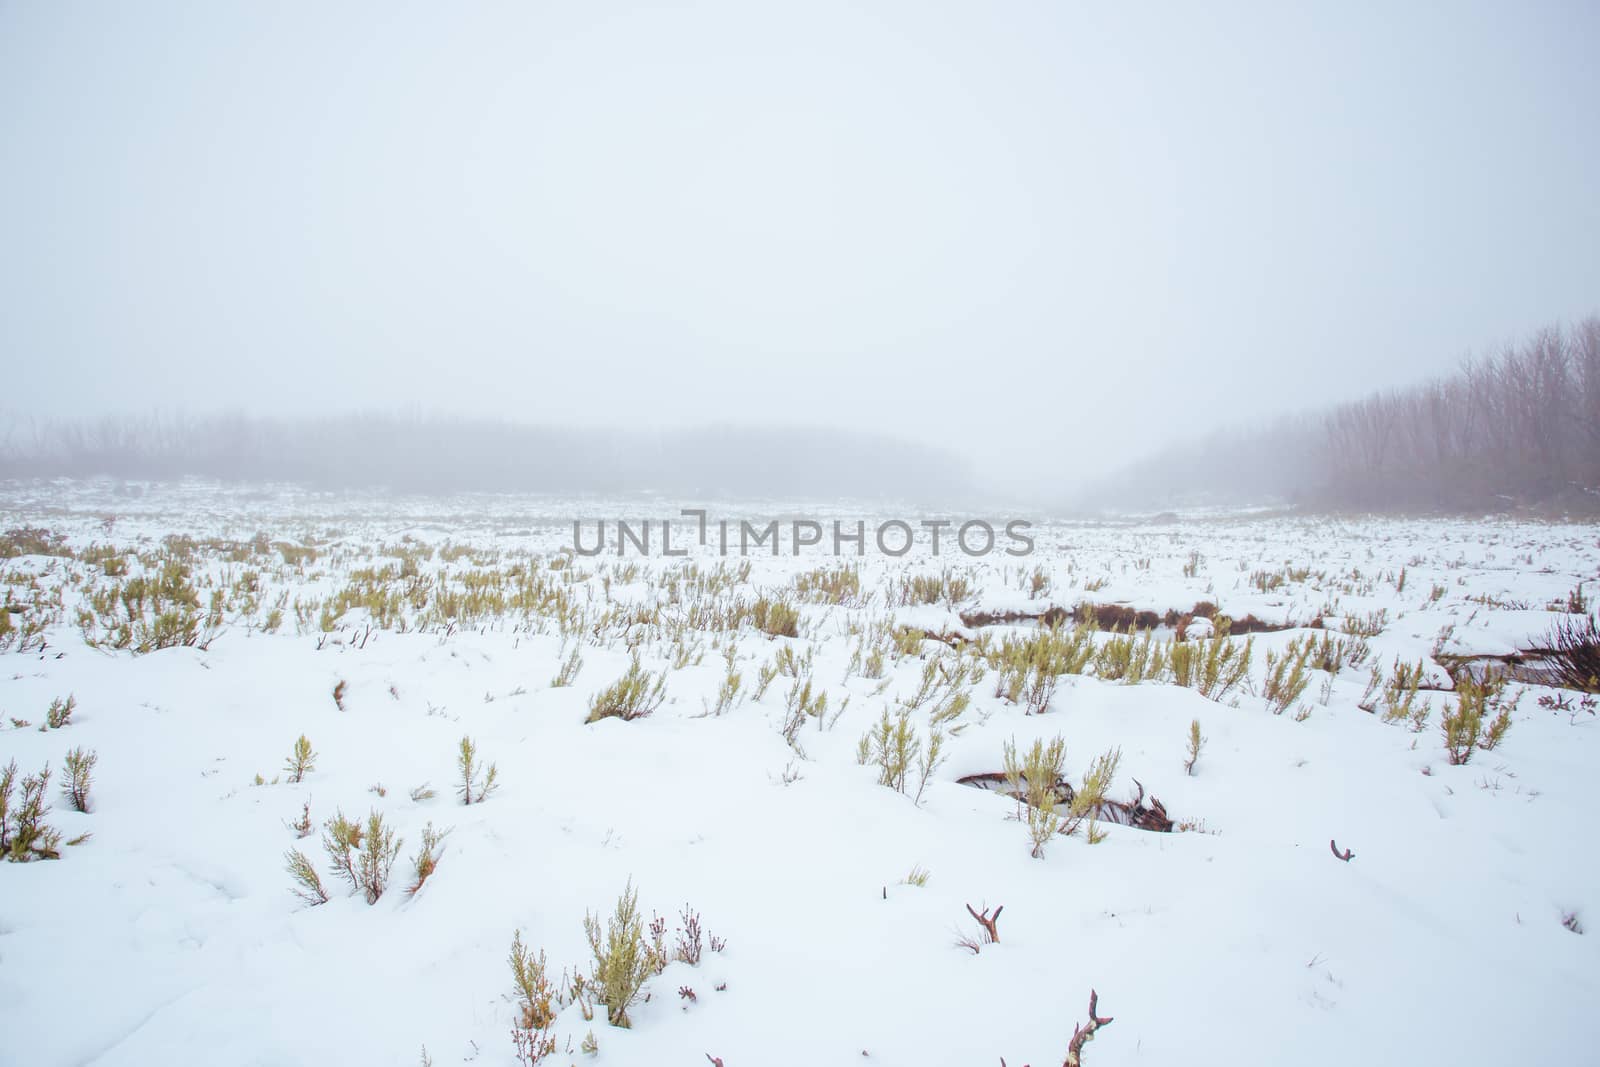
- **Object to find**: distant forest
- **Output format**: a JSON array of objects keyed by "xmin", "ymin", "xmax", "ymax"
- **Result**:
[
  {"xmin": 1085, "ymin": 316, "xmax": 1600, "ymax": 514},
  {"xmin": 0, "ymin": 414, "xmax": 973, "ymax": 501}
]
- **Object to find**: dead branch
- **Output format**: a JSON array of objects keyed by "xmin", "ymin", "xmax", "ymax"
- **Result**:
[
  {"xmin": 1064, "ymin": 989, "xmax": 1114, "ymax": 1067},
  {"xmin": 966, "ymin": 902, "xmax": 1003, "ymax": 943}
]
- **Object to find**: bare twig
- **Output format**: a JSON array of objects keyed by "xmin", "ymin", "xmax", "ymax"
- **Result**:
[
  {"xmin": 1064, "ymin": 989, "xmax": 1114, "ymax": 1067},
  {"xmin": 966, "ymin": 902, "xmax": 1003, "ymax": 943}
]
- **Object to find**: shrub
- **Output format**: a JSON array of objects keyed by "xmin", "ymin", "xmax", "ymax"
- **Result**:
[
  {"xmin": 1442, "ymin": 671, "xmax": 1517, "ymax": 765},
  {"xmin": 1094, "ymin": 627, "xmax": 1168, "ymax": 684},
  {"xmin": 673, "ymin": 904, "xmax": 710, "ymax": 964},
  {"xmin": 858, "ymin": 709, "xmax": 918, "ymax": 795},
  {"xmin": 1067, "ymin": 748, "xmax": 1122, "ymax": 843},
  {"xmin": 1262, "ymin": 638, "xmax": 1313, "ymax": 715},
  {"xmin": 584, "ymin": 880, "xmax": 661, "ymax": 1028},
  {"xmin": 586, "ymin": 657, "xmax": 667, "ymax": 723},
  {"xmin": 356, "ymin": 810, "xmax": 401, "ymax": 903},
  {"xmin": 2, "ymin": 761, "xmax": 61, "ymax": 862},
  {"xmin": 781, "ymin": 673, "xmax": 830, "ymax": 750},
  {"xmin": 322, "ymin": 808, "xmax": 363, "ymax": 890},
  {"xmin": 1375, "ymin": 658, "xmax": 1431, "ymax": 727},
  {"xmin": 1344, "ymin": 609, "xmax": 1388, "ymax": 638},
  {"xmin": 706, "ymin": 646, "xmax": 742, "ymax": 716},
  {"xmin": 1540, "ymin": 613, "xmax": 1600, "ymax": 692},
  {"xmin": 45, "ymin": 694, "xmax": 76, "ymax": 729},
  {"xmin": 510, "ymin": 930, "xmax": 562, "ymax": 1031},
  {"xmin": 895, "ymin": 570, "xmax": 972, "ymax": 606},
  {"xmin": 285, "ymin": 847, "xmax": 330, "ymax": 905},
  {"xmin": 1183, "ymin": 719, "xmax": 1205, "ymax": 776},
  {"xmin": 1173, "ymin": 627, "xmax": 1253, "ymax": 702},
  {"xmin": 551, "ymin": 645, "xmax": 583, "ymax": 687},
  {"xmin": 752, "ymin": 596, "xmax": 800, "ymax": 638},
  {"xmin": 284, "ymin": 735, "xmax": 317, "ymax": 783},
  {"xmin": 512, "ymin": 1024, "xmax": 557, "ymax": 1066},
  {"xmin": 1003, "ymin": 736, "xmax": 1067, "ymax": 858},
  {"xmin": 407, "ymin": 822, "xmax": 449, "ymax": 896},
  {"xmin": 794, "ymin": 564, "xmax": 862, "ymax": 604},
  {"xmin": 62, "ymin": 747, "xmax": 96, "ymax": 813},
  {"xmin": 457, "ymin": 735, "xmax": 499, "ymax": 804}
]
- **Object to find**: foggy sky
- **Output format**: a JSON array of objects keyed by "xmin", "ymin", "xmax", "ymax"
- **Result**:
[{"xmin": 2, "ymin": 1, "xmax": 1597, "ymax": 496}]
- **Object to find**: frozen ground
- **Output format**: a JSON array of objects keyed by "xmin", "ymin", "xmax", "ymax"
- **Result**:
[{"xmin": 1, "ymin": 481, "xmax": 1597, "ymax": 1066}]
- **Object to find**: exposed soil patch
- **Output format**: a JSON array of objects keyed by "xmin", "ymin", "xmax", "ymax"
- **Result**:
[
  {"xmin": 1436, "ymin": 651, "xmax": 1568, "ymax": 687},
  {"xmin": 959, "ymin": 600, "xmax": 1297, "ymax": 638}
]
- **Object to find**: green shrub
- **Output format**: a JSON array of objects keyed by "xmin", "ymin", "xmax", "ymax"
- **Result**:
[
  {"xmin": 510, "ymin": 929, "xmax": 561, "ymax": 1030},
  {"xmin": 285, "ymin": 847, "xmax": 329, "ymax": 905},
  {"xmin": 322, "ymin": 808, "xmax": 363, "ymax": 890},
  {"xmin": 1183, "ymin": 719, "xmax": 1205, "ymax": 776},
  {"xmin": 752, "ymin": 596, "xmax": 800, "ymax": 638},
  {"xmin": 62, "ymin": 747, "xmax": 96, "ymax": 813},
  {"xmin": 551, "ymin": 645, "xmax": 583, "ymax": 687},
  {"xmin": 457, "ymin": 736, "xmax": 499, "ymax": 804},
  {"xmin": 2, "ymin": 761, "xmax": 61, "ymax": 862},
  {"xmin": 584, "ymin": 880, "xmax": 661, "ymax": 1028},
  {"xmin": 284, "ymin": 735, "xmax": 317, "ymax": 783},
  {"xmin": 858, "ymin": 709, "xmax": 918, "ymax": 794},
  {"xmin": 407, "ymin": 822, "xmax": 449, "ymax": 896},
  {"xmin": 1442, "ymin": 671, "xmax": 1517, "ymax": 765},
  {"xmin": 1172, "ymin": 626, "xmax": 1253, "ymax": 702},
  {"xmin": 45, "ymin": 694, "xmax": 76, "ymax": 729},
  {"xmin": 1262, "ymin": 637, "xmax": 1313, "ymax": 715},
  {"xmin": 356, "ymin": 810, "xmax": 401, "ymax": 903},
  {"xmin": 586, "ymin": 657, "xmax": 667, "ymax": 723},
  {"xmin": 1003, "ymin": 736, "xmax": 1067, "ymax": 858}
]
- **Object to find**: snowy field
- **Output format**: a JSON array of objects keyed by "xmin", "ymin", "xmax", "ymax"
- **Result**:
[{"xmin": 1, "ymin": 481, "xmax": 1597, "ymax": 1067}]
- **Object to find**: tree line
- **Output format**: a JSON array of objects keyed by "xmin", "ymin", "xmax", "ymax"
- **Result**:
[
  {"xmin": 0, "ymin": 412, "xmax": 974, "ymax": 502},
  {"xmin": 1084, "ymin": 315, "xmax": 1600, "ymax": 513}
]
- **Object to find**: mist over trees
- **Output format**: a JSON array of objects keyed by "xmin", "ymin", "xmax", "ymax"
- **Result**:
[
  {"xmin": 1083, "ymin": 316, "xmax": 1600, "ymax": 514},
  {"xmin": 0, "ymin": 413, "xmax": 976, "ymax": 502}
]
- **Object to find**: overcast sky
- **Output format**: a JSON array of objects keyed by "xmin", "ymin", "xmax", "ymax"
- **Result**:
[{"xmin": 2, "ymin": 1, "xmax": 1596, "ymax": 494}]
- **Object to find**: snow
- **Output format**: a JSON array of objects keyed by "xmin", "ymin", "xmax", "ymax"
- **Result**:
[{"xmin": 1, "ymin": 483, "xmax": 1597, "ymax": 1066}]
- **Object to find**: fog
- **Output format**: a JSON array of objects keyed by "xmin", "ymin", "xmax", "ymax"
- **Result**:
[{"xmin": 2, "ymin": 2, "xmax": 1597, "ymax": 500}]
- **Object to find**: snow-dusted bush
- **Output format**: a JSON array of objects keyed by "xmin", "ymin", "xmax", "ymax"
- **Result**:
[
  {"xmin": 283, "ymin": 735, "xmax": 316, "ymax": 783},
  {"xmin": 550, "ymin": 644, "xmax": 583, "ymax": 687},
  {"xmin": 1541, "ymin": 612, "xmax": 1600, "ymax": 692},
  {"xmin": 1262, "ymin": 637, "xmax": 1314, "ymax": 715},
  {"xmin": 45, "ymin": 693, "xmax": 75, "ymax": 729},
  {"xmin": 2, "ymin": 760, "xmax": 61, "ymax": 862},
  {"xmin": 284, "ymin": 847, "xmax": 329, "ymax": 905},
  {"xmin": 1094, "ymin": 627, "xmax": 1169, "ymax": 684},
  {"xmin": 584, "ymin": 880, "xmax": 661, "ymax": 1028},
  {"xmin": 1441, "ymin": 671, "xmax": 1516, "ymax": 765},
  {"xmin": 457, "ymin": 735, "xmax": 499, "ymax": 804},
  {"xmin": 1183, "ymin": 719, "xmax": 1206, "ymax": 776},
  {"xmin": 857, "ymin": 708, "xmax": 945, "ymax": 803},
  {"xmin": 1171, "ymin": 627, "xmax": 1253, "ymax": 702},
  {"xmin": 751, "ymin": 595, "xmax": 799, "ymax": 638},
  {"xmin": 509, "ymin": 930, "xmax": 561, "ymax": 1031},
  {"xmin": 1004, "ymin": 736, "xmax": 1067, "ymax": 858},
  {"xmin": 585, "ymin": 657, "xmax": 667, "ymax": 723},
  {"xmin": 356, "ymin": 810, "xmax": 401, "ymax": 903},
  {"xmin": 407, "ymin": 822, "xmax": 448, "ymax": 896},
  {"xmin": 62, "ymin": 747, "xmax": 95, "ymax": 812},
  {"xmin": 780, "ymin": 673, "xmax": 830, "ymax": 749}
]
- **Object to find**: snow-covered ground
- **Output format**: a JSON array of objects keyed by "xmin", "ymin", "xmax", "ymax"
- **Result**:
[{"xmin": 2, "ymin": 482, "xmax": 1597, "ymax": 1066}]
